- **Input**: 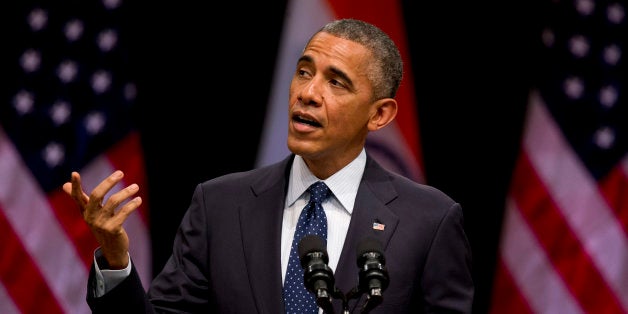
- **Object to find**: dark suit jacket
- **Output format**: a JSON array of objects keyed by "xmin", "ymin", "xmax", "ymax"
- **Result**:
[{"xmin": 87, "ymin": 154, "xmax": 474, "ymax": 313}]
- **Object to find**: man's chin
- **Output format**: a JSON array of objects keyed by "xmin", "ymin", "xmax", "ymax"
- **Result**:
[{"xmin": 286, "ymin": 138, "xmax": 316, "ymax": 157}]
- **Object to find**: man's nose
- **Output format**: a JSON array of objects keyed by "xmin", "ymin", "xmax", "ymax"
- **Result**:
[{"xmin": 298, "ymin": 78, "xmax": 324, "ymax": 106}]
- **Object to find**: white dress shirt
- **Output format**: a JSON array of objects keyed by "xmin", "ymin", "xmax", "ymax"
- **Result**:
[{"xmin": 281, "ymin": 150, "xmax": 365, "ymax": 283}]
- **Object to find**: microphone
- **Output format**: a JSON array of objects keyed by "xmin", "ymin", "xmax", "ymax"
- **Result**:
[
  {"xmin": 356, "ymin": 237, "xmax": 389, "ymax": 313},
  {"xmin": 298, "ymin": 234, "xmax": 336, "ymax": 314}
]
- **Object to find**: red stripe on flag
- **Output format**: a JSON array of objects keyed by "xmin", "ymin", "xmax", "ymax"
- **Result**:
[
  {"xmin": 0, "ymin": 208, "xmax": 64, "ymax": 314},
  {"xmin": 489, "ymin": 259, "xmax": 533, "ymax": 314},
  {"xmin": 511, "ymin": 153, "xmax": 624, "ymax": 313},
  {"xmin": 599, "ymin": 160, "xmax": 628, "ymax": 232}
]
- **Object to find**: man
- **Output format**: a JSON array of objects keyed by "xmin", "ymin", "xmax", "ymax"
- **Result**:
[{"xmin": 65, "ymin": 18, "xmax": 474, "ymax": 313}]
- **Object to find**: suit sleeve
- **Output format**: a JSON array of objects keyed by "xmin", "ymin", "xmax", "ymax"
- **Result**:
[
  {"xmin": 86, "ymin": 261, "xmax": 155, "ymax": 314},
  {"xmin": 146, "ymin": 183, "xmax": 213, "ymax": 312},
  {"xmin": 421, "ymin": 202, "xmax": 474, "ymax": 313}
]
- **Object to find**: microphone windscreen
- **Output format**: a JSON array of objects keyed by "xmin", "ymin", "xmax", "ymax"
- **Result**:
[
  {"xmin": 356, "ymin": 237, "xmax": 383, "ymax": 257},
  {"xmin": 298, "ymin": 234, "xmax": 328, "ymax": 261}
]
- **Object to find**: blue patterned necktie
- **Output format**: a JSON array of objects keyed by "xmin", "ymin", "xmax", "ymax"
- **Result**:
[{"xmin": 283, "ymin": 181, "xmax": 331, "ymax": 314}]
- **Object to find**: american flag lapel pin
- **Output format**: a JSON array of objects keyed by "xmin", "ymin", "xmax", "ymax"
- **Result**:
[{"xmin": 372, "ymin": 221, "xmax": 385, "ymax": 231}]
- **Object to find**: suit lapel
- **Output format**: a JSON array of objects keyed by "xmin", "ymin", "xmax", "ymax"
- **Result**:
[
  {"xmin": 239, "ymin": 157, "xmax": 292, "ymax": 314},
  {"xmin": 333, "ymin": 156, "xmax": 400, "ymax": 312}
]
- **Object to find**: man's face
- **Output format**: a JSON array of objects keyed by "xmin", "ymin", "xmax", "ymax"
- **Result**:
[{"xmin": 287, "ymin": 32, "xmax": 377, "ymax": 173}]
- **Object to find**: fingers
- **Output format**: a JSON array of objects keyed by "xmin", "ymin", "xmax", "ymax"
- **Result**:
[
  {"xmin": 111, "ymin": 194, "xmax": 142, "ymax": 227},
  {"xmin": 63, "ymin": 171, "xmax": 88, "ymax": 210},
  {"xmin": 66, "ymin": 170, "xmax": 137, "ymax": 219},
  {"xmin": 72, "ymin": 171, "xmax": 90, "ymax": 205},
  {"xmin": 89, "ymin": 170, "xmax": 125, "ymax": 210},
  {"xmin": 105, "ymin": 183, "xmax": 141, "ymax": 218},
  {"xmin": 66, "ymin": 170, "xmax": 141, "ymax": 267},
  {"xmin": 66, "ymin": 170, "xmax": 142, "ymax": 222},
  {"xmin": 62, "ymin": 172, "xmax": 79, "ymax": 197}
]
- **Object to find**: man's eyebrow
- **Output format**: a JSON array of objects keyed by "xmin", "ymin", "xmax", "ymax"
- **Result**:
[{"xmin": 297, "ymin": 55, "xmax": 313, "ymax": 65}]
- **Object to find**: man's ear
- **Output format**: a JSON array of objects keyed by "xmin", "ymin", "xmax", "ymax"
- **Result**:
[{"xmin": 368, "ymin": 98, "xmax": 398, "ymax": 131}]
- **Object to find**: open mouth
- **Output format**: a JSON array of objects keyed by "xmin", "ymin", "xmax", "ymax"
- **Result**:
[{"xmin": 293, "ymin": 115, "xmax": 322, "ymax": 127}]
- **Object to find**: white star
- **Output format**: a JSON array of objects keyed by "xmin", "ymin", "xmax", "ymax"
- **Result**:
[
  {"xmin": 603, "ymin": 44, "xmax": 621, "ymax": 65},
  {"xmin": 563, "ymin": 76, "xmax": 584, "ymax": 99},
  {"xmin": 599, "ymin": 86, "xmax": 618, "ymax": 108},
  {"xmin": 569, "ymin": 35, "xmax": 589, "ymax": 58},
  {"xmin": 575, "ymin": 0, "xmax": 595, "ymax": 16},
  {"xmin": 594, "ymin": 126, "xmax": 615, "ymax": 149},
  {"xmin": 607, "ymin": 3, "xmax": 625, "ymax": 24},
  {"xmin": 85, "ymin": 111, "xmax": 106, "ymax": 135},
  {"xmin": 65, "ymin": 19, "xmax": 84, "ymax": 42},
  {"xmin": 28, "ymin": 7, "xmax": 48, "ymax": 31},
  {"xmin": 98, "ymin": 29, "xmax": 118, "ymax": 52},
  {"xmin": 43, "ymin": 142, "xmax": 65, "ymax": 168},
  {"xmin": 13, "ymin": 90, "xmax": 34, "ymax": 115},
  {"xmin": 91, "ymin": 70, "xmax": 112, "ymax": 94},
  {"xmin": 103, "ymin": 0, "xmax": 122, "ymax": 10},
  {"xmin": 20, "ymin": 49, "xmax": 41, "ymax": 73},
  {"xmin": 57, "ymin": 60, "xmax": 78, "ymax": 83},
  {"xmin": 50, "ymin": 100, "xmax": 71, "ymax": 125}
]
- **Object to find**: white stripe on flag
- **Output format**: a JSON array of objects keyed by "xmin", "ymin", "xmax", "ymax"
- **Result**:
[{"xmin": 0, "ymin": 282, "xmax": 20, "ymax": 314}]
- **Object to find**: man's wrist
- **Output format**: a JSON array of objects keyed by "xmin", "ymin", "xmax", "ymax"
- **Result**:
[{"xmin": 93, "ymin": 248, "xmax": 132, "ymax": 296}]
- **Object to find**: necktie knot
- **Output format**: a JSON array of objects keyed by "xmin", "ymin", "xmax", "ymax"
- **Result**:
[{"xmin": 308, "ymin": 181, "xmax": 331, "ymax": 205}]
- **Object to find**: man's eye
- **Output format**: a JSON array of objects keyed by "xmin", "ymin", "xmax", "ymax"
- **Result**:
[
  {"xmin": 297, "ymin": 69, "xmax": 312, "ymax": 78},
  {"xmin": 330, "ymin": 79, "xmax": 345, "ymax": 88}
]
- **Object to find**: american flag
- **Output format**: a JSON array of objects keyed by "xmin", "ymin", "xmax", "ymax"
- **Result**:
[
  {"xmin": 372, "ymin": 222, "xmax": 386, "ymax": 231},
  {"xmin": 256, "ymin": 0, "xmax": 425, "ymax": 183},
  {"xmin": 1, "ymin": 1, "xmax": 151, "ymax": 313},
  {"xmin": 490, "ymin": 0, "xmax": 627, "ymax": 313}
]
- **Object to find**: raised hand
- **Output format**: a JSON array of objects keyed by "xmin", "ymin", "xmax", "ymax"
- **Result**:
[{"xmin": 63, "ymin": 170, "xmax": 142, "ymax": 269}]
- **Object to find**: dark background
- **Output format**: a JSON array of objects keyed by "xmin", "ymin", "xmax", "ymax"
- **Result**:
[{"xmin": 134, "ymin": 1, "xmax": 537, "ymax": 313}]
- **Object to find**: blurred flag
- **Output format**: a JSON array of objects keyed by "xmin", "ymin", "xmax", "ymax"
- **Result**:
[
  {"xmin": 256, "ymin": 0, "xmax": 425, "ymax": 183},
  {"xmin": 1, "ymin": 1, "xmax": 151, "ymax": 313},
  {"xmin": 491, "ymin": 0, "xmax": 627, "ymax": 313}
]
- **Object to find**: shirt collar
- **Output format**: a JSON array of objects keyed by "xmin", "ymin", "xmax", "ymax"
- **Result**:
[{"xmin": 286, "ymin": 149, "xmax": 366, "ymax": 214}]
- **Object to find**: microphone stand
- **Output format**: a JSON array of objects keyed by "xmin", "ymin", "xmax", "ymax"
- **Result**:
[
  {"xmin": 342, "ymin": 287, "xmax": 360, "ymax": 314},
  {"xmin": 315, "ymin": 288, "xmax": 335, "ymax": 314},
  {"xmin": 328, "ymin": 286, "xmax": 378, "ymax": 314},
  {"xmin": 358, "ymin": 287, "xmax": 383, "ymax": 313}
]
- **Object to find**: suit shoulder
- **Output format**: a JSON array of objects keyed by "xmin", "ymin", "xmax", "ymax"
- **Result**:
[
  {"xmin": 197, "ymin": 156, "xmax": 290, "ymax": 193},
  {"xmin": 387, "ymin": 170, "xmax": 457, "ymax": 207}
]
